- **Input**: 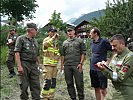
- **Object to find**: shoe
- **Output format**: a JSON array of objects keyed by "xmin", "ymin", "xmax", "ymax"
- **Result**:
[
  {"xmin": 9, "ymin": 71, "xmax": 16, "ymax": 78},
  {"xmin": 11, "ymin": 71, "xmax": 16, "ymax": 76}
]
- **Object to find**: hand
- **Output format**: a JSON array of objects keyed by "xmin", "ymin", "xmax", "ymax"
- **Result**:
[
  {"xmin": 18, "ymin": 66, "xmax": 24, "ymax": 75},
  {"xmin": 53, "ymin": 33, "xmax": 59, "ymax": 40},
  {"xmin": 95, "ymin": 62, "xmax": 105, "ymax": 70},
  {"xmin": 77, "ymin": 64, "xmax": 83, "ymax": 73},
  {"xmin": 60, "ymin": 65, "xmax": 64, "ymax": 72},
  {"xmin": 38, "ymin": 64, "xmax": 42, "ymax": 69}
]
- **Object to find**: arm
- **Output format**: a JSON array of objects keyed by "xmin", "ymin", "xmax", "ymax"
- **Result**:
[
  {"xmin": 43, "ymin": 34, "xmax": 58, "ymax": 50},
  {"xmin": 77, "ymin": 53, "xmax": 85, "ymax": 73},
  {"xmin": 15, "ymin": 52, "xmax": 23, "ymax": 75},
  {"xmin": 14, "ymin": 36, "xmax": 23, "ymax": 75},
  {"xmin": 77, "ymin": 40, "xmax": 86, "ymax": 73},
  {"xmin": 36, "ymin": 56, "xmax": 42, "ymax": 69},
  {"xmin": 61, "ymin": 56, "xmax": 65, "ymax": 71},
  {"xmin": 115, "ymin": 54, "xmax": 133, "ymax": 82},
  {"xmin": 97, "ymin": 53, "xmax": 133, "ymax": 82},
  {"xmin": 61, "ymin": 42, "xmax": 65, "ymax": 71}
]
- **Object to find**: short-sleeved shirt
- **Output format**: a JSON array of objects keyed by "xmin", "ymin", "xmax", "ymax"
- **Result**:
[
  {"xmin": 62, "ymin": 37, "xmax": 86, "ymax": 66},
  {"xmin": 14, "ymin": 34, "xmax": 39, "ymax": 62},
  {"xmin": 90, "ymin": 37, "xmax": 112, "ymax": 71}
]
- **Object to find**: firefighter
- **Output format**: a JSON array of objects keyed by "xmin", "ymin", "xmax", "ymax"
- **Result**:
[
  {"xmin": 96, "ymin": 34, "xmax": 133, "ymax": 100},
  {"xmin": 6, "ymin": 28, "xmax": 18, "ymax": 78},
  {"xmin": 41, "ymin": 29, "xmax": 60, "ymax": 100}
]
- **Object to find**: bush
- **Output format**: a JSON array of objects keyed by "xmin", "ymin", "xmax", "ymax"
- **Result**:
[
  {"xmin": 0, "ymin": 25, "xmax": 9, "ymax": 46},
  {"xmin": 1, "ymin": 46, "xmax": 8, "ymax": 65}
]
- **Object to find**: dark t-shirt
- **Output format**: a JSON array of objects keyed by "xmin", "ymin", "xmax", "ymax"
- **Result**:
[{"xmin": 90, "ymin": 37, "xmax": 112, "ymax": 71}]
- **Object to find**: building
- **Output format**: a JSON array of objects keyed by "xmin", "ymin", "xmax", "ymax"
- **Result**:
[{"xmin": 75, "ymin": 20, "xmax": 91, "ymax": 38}]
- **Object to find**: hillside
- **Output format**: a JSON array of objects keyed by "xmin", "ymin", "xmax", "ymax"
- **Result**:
[{"xmin": 72, "ymin": 9, "xmax": 105, "ymax": 26}]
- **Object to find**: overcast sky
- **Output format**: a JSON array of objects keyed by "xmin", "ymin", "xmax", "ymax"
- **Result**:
[
  {"xmin": 24, "ymin": 0, "xmax": 112, "ymax": 27},
  {"xmin": 23, "ymin": 0, "xmax": 113, "ymax": 27}
]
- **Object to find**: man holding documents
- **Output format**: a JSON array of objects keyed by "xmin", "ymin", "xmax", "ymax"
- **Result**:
[{"xmin": 96, "ymin": 34, "xmax": 133, "ymax": 100}]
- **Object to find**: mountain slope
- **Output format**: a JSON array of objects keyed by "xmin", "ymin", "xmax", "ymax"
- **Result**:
[{"xmin": 72, "ymin": 9, "xmax": 105, "ymax": 26}]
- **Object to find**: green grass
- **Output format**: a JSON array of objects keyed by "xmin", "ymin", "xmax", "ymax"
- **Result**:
[
  {"xmin": 1, "ymin": 46, "xmax": 8, "ymax": 65},
  {"xmin": 1, "ymin": 46, "xmax": 113, "ymax": 100}
]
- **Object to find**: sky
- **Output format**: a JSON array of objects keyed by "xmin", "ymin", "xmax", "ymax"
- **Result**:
[
  {"xmin": 2, "ymin": 0, "xmax": 112, "ymax": 27},
  {"xmin": 24, "ymin": 0, "xmax": 112, "ymax": 27}
]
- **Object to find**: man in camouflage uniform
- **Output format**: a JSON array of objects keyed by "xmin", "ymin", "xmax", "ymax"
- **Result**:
[
  {"xmin": 14, "ymin": 23, "xmax": 42, "ymax": 100},
  {"xmin": 96, "ymin": 34, "xmax": 133, "ymax": 100},
  {"xmin": 6, "ymin": 28, "xmax": 18, "ymax": 78},
  {"xmin": 41, "ymin": 29, "xmax": 60, "ymax": 100},
  {"xmin": 61, "ymin": 28, "xmax": 86, "ymax": 100}
]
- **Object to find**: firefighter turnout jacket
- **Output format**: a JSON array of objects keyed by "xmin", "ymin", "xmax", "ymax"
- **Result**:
[{"xmin": 42, "ymin": 36, "xmax": 60, "ymax": 66}]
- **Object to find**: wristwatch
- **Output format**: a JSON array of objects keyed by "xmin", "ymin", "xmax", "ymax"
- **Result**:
[{"xmin": 79, "ymin": 63, "xmax": 83, "ymax": 65}]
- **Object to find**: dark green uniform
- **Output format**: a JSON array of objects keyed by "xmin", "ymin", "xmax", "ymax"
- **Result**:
[
  {"xmin": 102, "ymin": 48, "xmax": 133, "ymax": 100},
  {"xmin": 6, "ymin": 33, "xmax": 18, "ymax": 76},
  {"xmin": 14, "ymin": 34, "xmax": 40, "ymax": 100},
  {"xmin": 62, "ymin": 37, "xmax": 86, "ymax": 100}
]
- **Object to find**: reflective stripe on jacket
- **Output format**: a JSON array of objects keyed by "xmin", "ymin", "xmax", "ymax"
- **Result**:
[{"xmin": 42, "ymin": 36, "xmax": 60, "ymax": 66}]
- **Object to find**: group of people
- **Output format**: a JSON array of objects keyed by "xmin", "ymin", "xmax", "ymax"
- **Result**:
[{"xmin": 6, "ymin": 23, "xmax": 133, "ymax": 100}]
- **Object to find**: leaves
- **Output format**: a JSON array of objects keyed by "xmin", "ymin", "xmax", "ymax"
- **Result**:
[
  {"xmin": 49, "ymin": 10, "xmax": 67, "ymax": 31},
  {"xmin": 1, "ymin": 0, "xmax": 38, "ymax": 26},
  {"xmin": 91, "ymin": 0, "xmax": 133, "ymax": 42}
]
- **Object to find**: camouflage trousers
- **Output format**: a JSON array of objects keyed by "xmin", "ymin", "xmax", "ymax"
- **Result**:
[
  {"xmin": 6, "ymin": 50, "xmax": 15, "ymax": 73},
  {"xmin": 64, "ymin": 65, "xmax": 84, "ymax": 100},
  {"xmin": 18, "ymin": 60, "xmax": 40, "ymax": 100}
]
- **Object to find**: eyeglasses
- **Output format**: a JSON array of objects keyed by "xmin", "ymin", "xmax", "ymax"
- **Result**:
[{"xmin": 67, "ymin": 30, "xmax": 73, "ymax": 32}]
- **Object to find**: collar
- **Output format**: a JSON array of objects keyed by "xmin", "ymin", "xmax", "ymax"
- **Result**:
[
  {"xmin": 117, "ymin": 48, "xmax": 129, "ymax": 58},
  {"xmin": 68, "ymin": 37, "xmax": 76, "ymax": 41},
  {"xmin": 25, "ymin": 34, "xmax": 34, "ymax": 41},
  {"xmin": 93, "ymin": 37, "xmax": 101, "ymax": 43}
]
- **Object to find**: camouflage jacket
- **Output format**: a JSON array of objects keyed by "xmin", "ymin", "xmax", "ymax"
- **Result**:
[
  {"xmin": 62, "ymin": 37, "xmax": 86, "ymax": 66},
  {"xmin": 102, "ymin": 48, "xmax": 133, "ymax": 99},
  {"xmin": 7, "ymin": 33, "xmax": 18, "ymax": 50}
]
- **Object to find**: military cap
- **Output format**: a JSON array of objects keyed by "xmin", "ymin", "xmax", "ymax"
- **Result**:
[
  {"xmin": 67, "ymin": 27, "xmax": 75, "ymax": 32},
  {"xmin": 48, "ymin": 28, "xmax": 57, "ymax": 33},
  {"xmin": 9, "ymin": 28, "xmax": 16, "ymax": 32},
  {"xmin": 27, "ymin": 23, "xmax": 37, "ymax": 30}
]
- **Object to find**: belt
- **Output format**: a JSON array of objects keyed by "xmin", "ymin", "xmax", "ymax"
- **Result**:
[{"xmin": 21, "ymin": 59, "xmax": 36, "ymax": 63}]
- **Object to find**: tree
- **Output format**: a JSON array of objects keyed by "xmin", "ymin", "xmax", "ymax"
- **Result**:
[
  {"xmin": 49, "ymin": 10, "xmax": 67, "ymax": 54},
  {"xmin": 90, "ymin": 0, "xmax": 133, "ymax": 42},
  {"xmin": 49, "ymin": 10, "xmax": 67, "ymax": 31},
  {"xmin": 1, "ymin": 0, "xmax": 38, "ymax": 26}
]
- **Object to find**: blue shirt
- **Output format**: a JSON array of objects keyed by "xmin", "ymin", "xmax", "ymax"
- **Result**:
[{"xmin": 90, "ymin": 37, "xmax": 112, "ymax": 71}]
